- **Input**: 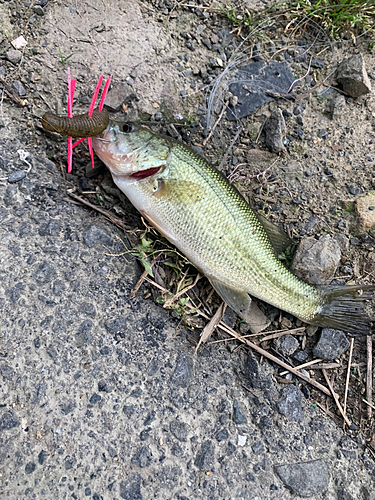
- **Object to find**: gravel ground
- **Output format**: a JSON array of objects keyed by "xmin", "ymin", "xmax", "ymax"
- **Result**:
[{"xmin": 1, "ymin": 1, "xmax": 375, "ymax": 499}]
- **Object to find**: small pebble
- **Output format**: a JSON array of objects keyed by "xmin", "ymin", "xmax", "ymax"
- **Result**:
[{"xmin": 8, "ymin": 170, "xmax": 26, "ymax": 183}]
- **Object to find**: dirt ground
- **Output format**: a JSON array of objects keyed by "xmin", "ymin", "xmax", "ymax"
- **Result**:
[{"xmin": 1, "ymin": 0, "xmax": 375, "ymax": 499}]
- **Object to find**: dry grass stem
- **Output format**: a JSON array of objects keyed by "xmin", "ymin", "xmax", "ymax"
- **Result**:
[
  {"xmin": 366, "ymin": 335, "xmax": 373, "ymax": 419},
  {"xmin": 362, "ymin": 399, "xmax": 375, "ymax": 411},
  {"xmin": 0, "ymin": 75, "xmax": 27, "ymax": 106},
  {"xmin": 163, "ymin": 273, "xmax": 201, "ymax": 308},
  {"xmin": 195, "ymin": 302, "xmax": 227, "ymax": 354},
  {"xmin": 218, "ymin": 127, "xmax": 242, "ymax": 170},
  {"xmin": 260, "ymin": 327, "xmax": 305, "ymax": 342},
  {"xmin": 343, "ymin": 338, "xmax": 354, "ymax": 417},
  {"xmin": 322, "ymin": 369, "xmax": 352, "ymax": 427},
  {"xmin": 279, "ymin": 358, "xmax": 323, "ymax": 376},
  {"xmin": 67, "ymin": 192, "xmax": 130, "ymax": 231},
  {"xmin": 203, "ymin": 100, "xmax": 229, "ymax": 147}
]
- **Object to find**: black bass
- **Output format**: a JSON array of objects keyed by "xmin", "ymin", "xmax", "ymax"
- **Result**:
[{"xmin": 92, "ymin": 122, "xmax": 374, "ymax": 335}]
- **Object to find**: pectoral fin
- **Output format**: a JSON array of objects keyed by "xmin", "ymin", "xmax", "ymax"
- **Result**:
[
  {"xmin": 257, "ymin": 213, "xmax": 292, "ymax": 255},
  {"xmin": 154, "ymin": 179, "xmax": 206, "ymax": 204}
]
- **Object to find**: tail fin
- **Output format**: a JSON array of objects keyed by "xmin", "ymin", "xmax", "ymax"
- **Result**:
[{"xmin": 311, "ymin": 285, "xmax": 375, "ymax": 336}]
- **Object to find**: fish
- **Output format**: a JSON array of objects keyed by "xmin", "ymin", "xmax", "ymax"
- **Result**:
[
  {"xmin": 91, "ymin": 121, "xmax": 374, "ymax": 335},
  {"xmin": 41, "ymin": 108, "xmax": 109, "ymax": 137}
]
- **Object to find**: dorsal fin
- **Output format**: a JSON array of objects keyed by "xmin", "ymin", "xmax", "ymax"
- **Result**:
[{"xmin": 256, "ymin": 213, "xmax": 292, "ymax": 255}]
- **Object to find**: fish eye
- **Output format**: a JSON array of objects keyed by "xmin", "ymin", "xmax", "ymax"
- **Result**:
[{"xmin": 121, "ymin": 123, "xmax": 137, "ymax": 133}]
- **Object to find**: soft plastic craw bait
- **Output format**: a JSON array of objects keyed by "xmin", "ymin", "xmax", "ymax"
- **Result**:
[{"xmin": 42, "ymin": 68, "xmax": 112, "ymax": 172}]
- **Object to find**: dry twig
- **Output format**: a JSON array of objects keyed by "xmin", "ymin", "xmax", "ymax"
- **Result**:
[
  {"xmin": 343, "ymin": 338, "xmax": 354, "ymax": 417},
  {"xmin": 195, "ymin": 302, "xmax": 227, "ymax": 354},
  {"xmin": 366, "ymin": 335, "xmax": 373, "ymax": 419},
  {"xmin": 322, "ymin": 369, "xmax": 352, "ymax": 427}
]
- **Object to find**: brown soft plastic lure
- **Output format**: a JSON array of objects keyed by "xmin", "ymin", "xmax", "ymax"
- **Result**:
[{"xmin": 41, "ymin": 108, "xmax": 109, "ymax": 137}]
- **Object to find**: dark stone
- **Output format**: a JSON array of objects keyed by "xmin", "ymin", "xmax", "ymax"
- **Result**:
[
  {"xmin": 105, "ymin": 82, "xmax": 137, "ymax": 111},
  {"xmin": 227, "ymin": 61, "xmax": 295, "ymax": 119},
  {"xmin": 232, "ymin": 400, "xmax": 247, "ymax": 425},
  {"xmin": 313, "ymin": 329, "xmax": 349, "ymax": 360},
  {"xmin": 123, "ymin": 405, "xmax": 135, "ymax": 418},
  {"xmin": 33, "ymin": 261, "xmax": 56, "ymax": 284},
  {"xmin": 89, "ymin": 393, "xmax": 102, "ymax": 404},
  {"xmin": 171, "ymin": 443, "xmax": 184, "ymax": 457},
  {"xmin": 38, "ymin": 220, "xmax": 60, "ymax": 236},
  {"xmin": 131, "ymin": 446, "xmax": 152, "ymax": 468},
  {"xmin": 0, "ymin": 363, "xmax": 15, "ymax": 380},
  {"xmin": 277, "ymin": 385, "xmax": 304, "ymax": 422},
  {"xmin": 293, "ymin": 103, "xmax": 306, "ymax": 115},
  {"xmin": 25, "ymin": 462, "xmax": 36, "ymax": 474},
  {"xmin": 245, "ymin": 355, "xmax": 272, "ymax": 389},
  {"xmin": 38, "ymin": 450, "xmax": 49, "ymax": 465},
  {"xmin": 105, "ymin": 317, "xmax": 128, "ymax": 338},
  {"xmin": 143, "ymin": 411, "xmax": 156, "ymax": 426},
  {"xmin": 170, "ymin": 420, "xmax": 188, "ymax": 441},
  {"xmin": 60, "ymin": 401, "xmax": 76, "ymax": 415},
  {"xmin": 12, "ymin": 80, "xmax": 27, "ymax": 96},
  {"xmin": 82, "ymin": 225, "xmax": 113, "ymax": 248},
  {"xmin": 274, "ymin": 334, "xmax": 299, "ymax": 356},
  {"xmin": 275, "ymin": 459, "xmax": 329, "ymax": 496},
  {"xmin": 336, "ymin": 53, "xmax": 371, "ymax": 98},
  {"xmin": 171, "ymin": 353, "xmax": 193, "ymax": 387},
  {"xmin": 120, "ymin": 473, "xmax": 143, "ymax": 500},
  {"xmin": 216, "ymin": 429, "xmax": 229, "ymax": 442},
  {"xmin": 293, "ymin": 350, "xmax": 308, "ymax": 363},
  {"xmin": 264, "ymin": 108, "xmax": 286, "ymax": 153},
  {"xmin": 8, "ymin": 170, "xmax": 26, "ymax": 183},
  {"xmin": 76, "ymin": 320, "xmax": 93, "ymax": 347},
  {"xmin": 194, "ymin": 440, "xmax": 214, "ymax": 470}
]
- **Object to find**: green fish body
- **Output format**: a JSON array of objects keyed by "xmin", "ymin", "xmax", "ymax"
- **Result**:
[{"xmin": 93, "ymin": 123, "xmax": 374, "ymax": 335}]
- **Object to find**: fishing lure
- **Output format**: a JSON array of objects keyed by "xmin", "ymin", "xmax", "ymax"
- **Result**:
[
  {"xmin": 41, "ymin": 108, "xmax": 109, "ymax": 138},
  {"xmin": 41, "ymin": 68, "xmax": 112, "ymax": 172}
]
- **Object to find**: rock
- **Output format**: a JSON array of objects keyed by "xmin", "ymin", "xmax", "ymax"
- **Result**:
[
  {"xmin": 275, "ymin": 459, "xmax": 329, "ymax": 497},
  {"xmin": 227, "ymin": 61, "xmax": 295, "ymax": 119},
  {"xmin": 0, "ymin": 411, "xmax": 20, "ymax": 431},
  {"xmin": 245, "ymin": 354, "xmax": 273, "ymax": 390},
  {"xmin": 355, "ymin": 191, "xmax": 375, "ymax": 237},
  {"xmin": 232, "ymin": 399, "xmax": 247, "ymax": 425},
  {"xmin": 336, "ymin": 53, "xmax": 371, "ymax": 98},
  {"xmin": 277, "ymin": 385, "xmax": 304, "ymax": 422},
  {"xmin": 330, "ymin": 95, "xmax": 346, "ymax": 119},
  {"xmin": 274, "ymin": 334, "xmax": 299, "ymax": 356},
  {"xmin": 12, "ymin": 80, "xmax": 27, "ymax": 97},
  {"xmin": 170, "ymin": 420, "xmax": 189, "ymax": 441},
  {"xmin": 171, "ymin": 353, "xmax": 193, "ymax": 387},
  {"xmin": 120, "ymin": 473, "xmax": 143, "ymax": 500},
  {"xmin": 290, "ymin": 235, "xmax": 341, "ymax": 285},
  {"xmin": 33, "ymin": 5, "xmax": 45, "ymax": 15},
  {"xmin": 194, "ymin": 440, "xmax": 214, "ymax": 470},
  {"xmin": 82, "ymin": 224, "xmax": 113, "ymax": 248},
  {"xmin": 11, "ymin": 36, "xmax": 27, "ymax": 50},
  {"xmin": 33, "ymin": 261, "xmax": 56, "ymax": 284},
  {"xmin": 313, "ymin": 328, "xmax": 349, "ymax": 360},
  {"xmin": 264, "ymin": 108, "xmax": 286, "ymax": 153},
  {"xmin": 8, "ymin": 170, "xmax": 26, "ymax": 183},
  {"xmin": 241, "ymin": 301, "xmax": 272, "ymax": 334},
  {"xmin": 6, "ymin": 49, "xmax": 22, "ymax": 64},
  {"xmin": 104, "ymin": 82, "xmax": 136, "ymax": 111},
  {"xmin": 0, "ymin": 363, "xmax": 15, "ymax": 380},
  {"xmin": 25, "ymin": 462, "xmax": 36, "ymax": 474},
  {"xmin": 131, "ymin": 446, "xmax": 152, "ymax": 468}
]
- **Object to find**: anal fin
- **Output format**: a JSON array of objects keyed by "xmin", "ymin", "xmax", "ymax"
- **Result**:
[
  {"xmin": 210, "ymin": 279, "xmax": 251, "ymax": 316},
  {"xmin": 210, "ymin": 279, "xmax": 271, "ymax": 334}
]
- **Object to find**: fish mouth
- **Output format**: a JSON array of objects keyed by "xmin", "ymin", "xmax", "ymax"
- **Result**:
[{"xmin": 128, "ymin": 166, "xmax": 163, "ymax": 180}]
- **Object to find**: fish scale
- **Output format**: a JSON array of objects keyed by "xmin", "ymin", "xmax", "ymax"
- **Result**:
[{"xmin": 92, "ymin": 123, "xmax": 374, "ymax": 335}]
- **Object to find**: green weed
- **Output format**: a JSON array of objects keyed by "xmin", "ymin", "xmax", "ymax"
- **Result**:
[{"xmin": 58, "ymin": 46, "xmax": 74, "ymax": 66}]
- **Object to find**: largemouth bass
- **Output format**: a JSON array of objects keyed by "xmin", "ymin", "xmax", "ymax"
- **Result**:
[{"xmin": 92, "ymin": 122, "xmax": 374, "ymax": 335}]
